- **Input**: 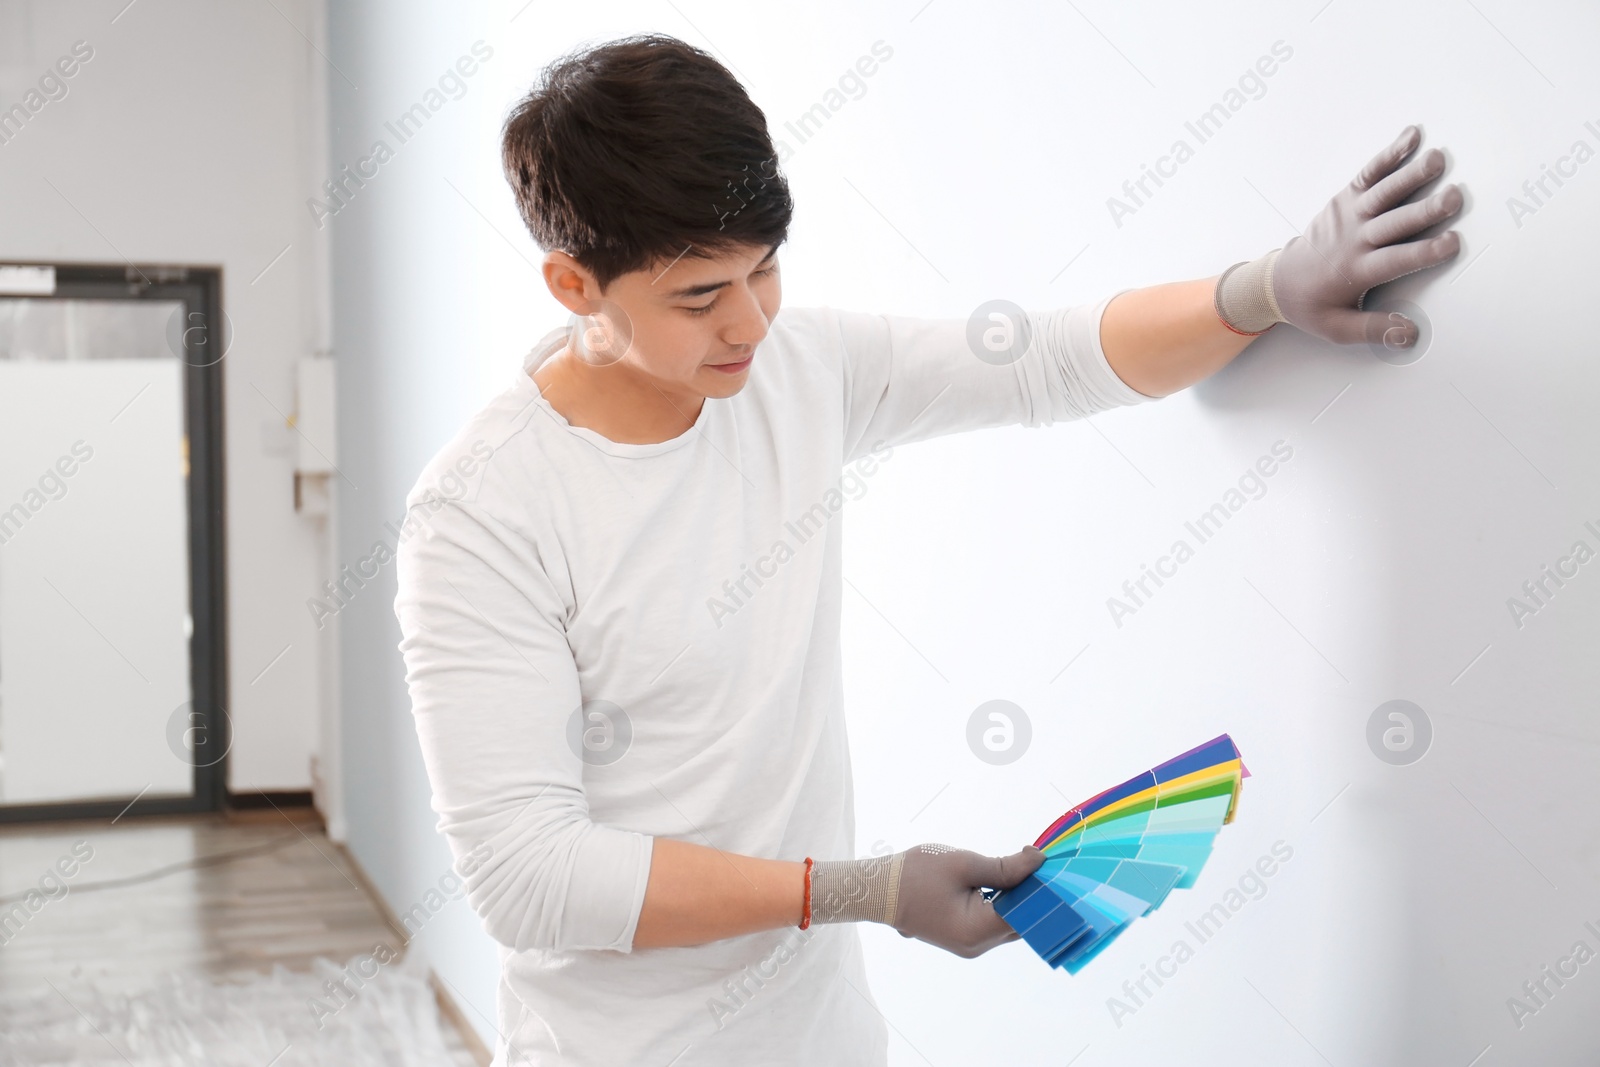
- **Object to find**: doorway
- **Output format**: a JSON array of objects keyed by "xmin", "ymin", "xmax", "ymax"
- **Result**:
[{"xmin": 0, "ymin": 263, "xmax": 228, "ymax": 821}]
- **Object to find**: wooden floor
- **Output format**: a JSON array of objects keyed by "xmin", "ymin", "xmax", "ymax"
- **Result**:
[{"xmin": 0, "ymin": 808, "xmax": 485, "ymax": 1065}]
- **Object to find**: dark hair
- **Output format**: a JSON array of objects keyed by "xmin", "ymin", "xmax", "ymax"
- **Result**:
[{"xmin": 501, "ymin": 34, "xmax": 793, "ymax": 292}]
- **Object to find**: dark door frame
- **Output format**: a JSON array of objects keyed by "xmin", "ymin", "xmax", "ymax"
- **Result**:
[{"xmin": 0, "ymin": 262, "xmax": 230, "ymax": 822}]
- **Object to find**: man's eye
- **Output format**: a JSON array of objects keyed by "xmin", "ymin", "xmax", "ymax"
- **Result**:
[{"xmin": 684, "ymin": 265, "xmax": 775, "ymax": 315}]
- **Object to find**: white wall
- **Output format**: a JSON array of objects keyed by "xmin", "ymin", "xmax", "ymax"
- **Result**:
[
  {"xmin": 0, "ymin": 0, "xmax": 332, "ymax": 793},
  {"xmin": 323, "ymin": 0, "xmax": 510, "ymax": 1043},
  {"xmin": 328, "ymin": 1, "xmax": 1600, "ymax": 1062}
]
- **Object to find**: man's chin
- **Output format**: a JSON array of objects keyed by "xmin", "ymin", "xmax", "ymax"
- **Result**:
[
  {"xmin": 702, "ymin": 375, "xmax": 750, "ymax": 399},
  {"xmin": 698, "ymin": 359, "xmax": 753, "ymax": 393}
]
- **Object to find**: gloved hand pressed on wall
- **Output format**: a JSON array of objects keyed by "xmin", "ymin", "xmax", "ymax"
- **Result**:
[
  {"xmin": 810, "ymin": 843, "xmax": 1045, "ymax": 958},
  {"xmin": 1214, "ymin": 124, "xmax": 1465, "ymax": 347}
]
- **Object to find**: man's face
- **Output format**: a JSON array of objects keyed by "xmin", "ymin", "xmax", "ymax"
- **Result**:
[{"xmin": 557, "ymin": 241, "xmax": 782, "ymax": 402}]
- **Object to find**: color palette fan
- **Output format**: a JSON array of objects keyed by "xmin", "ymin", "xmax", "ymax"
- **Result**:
[{"xmin": 990, "ymin": 734, "xmax": 1248, "ymax": 972}]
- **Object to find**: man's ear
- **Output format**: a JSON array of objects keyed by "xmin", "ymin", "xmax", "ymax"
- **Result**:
[{"xmin": 542, "ymin": 250, "xmax": 603, "ymax": 316}]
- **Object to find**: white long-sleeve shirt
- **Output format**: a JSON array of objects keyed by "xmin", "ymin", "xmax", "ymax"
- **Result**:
[{"xmin": 392, "ymin": 296, "xmax": 1153, "ymax": 1066}]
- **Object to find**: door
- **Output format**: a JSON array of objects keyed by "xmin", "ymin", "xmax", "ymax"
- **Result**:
[{"xmin": 0, "ymin": 263, "xmax": 228, "ymax": 821}]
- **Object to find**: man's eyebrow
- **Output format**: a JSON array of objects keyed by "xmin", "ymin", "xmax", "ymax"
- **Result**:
[{"xmin": 660, "ymin": 242, "xmax": 781, "ymax": 299}]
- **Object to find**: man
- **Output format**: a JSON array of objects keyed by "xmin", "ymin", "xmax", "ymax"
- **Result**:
[{"xmin": 393, "ymin": 32, "xmax": 1463, "ymax": 1066}]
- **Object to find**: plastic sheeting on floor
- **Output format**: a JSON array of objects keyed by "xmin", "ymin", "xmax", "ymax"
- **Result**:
[{"xmin": 0, "ymin": 950, "xmax": 465, "ymax": 1066}]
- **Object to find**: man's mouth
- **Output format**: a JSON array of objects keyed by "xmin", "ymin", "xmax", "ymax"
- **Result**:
[{"xmin": 709, "ymin": 354, "xmax": 753, "ymax": 373}]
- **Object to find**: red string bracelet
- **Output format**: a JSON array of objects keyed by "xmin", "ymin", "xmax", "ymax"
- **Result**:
[
  {"xmin": 1217, "ymin": 314, "xmax": 1272, "ymax": 338},
  {"xmin": 800, "ymin": 857, "xmax": 814, "ymax": 929}
]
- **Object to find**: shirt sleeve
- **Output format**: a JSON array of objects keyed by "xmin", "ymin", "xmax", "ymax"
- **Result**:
[
  {"xmin": 393, "ymin": 491, "xmax": 654, "ymax": 954},
  {"xmin": 832, "ymin": 294, "xmax": 1156, "ymax": 464}
]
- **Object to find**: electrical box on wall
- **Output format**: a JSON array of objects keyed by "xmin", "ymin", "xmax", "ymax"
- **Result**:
[{"xmin": 294, "ymin": 356, "xmax": 335, "ymax": 516}]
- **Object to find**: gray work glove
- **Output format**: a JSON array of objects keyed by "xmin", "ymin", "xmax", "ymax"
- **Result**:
[
  {"xmin": 1216, "ymin": 124, "xmax": 1464, "ymax": 346},
  {"xmin": 811, "ymin": 843, "xmax": 1045, "ymax": 958}
]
